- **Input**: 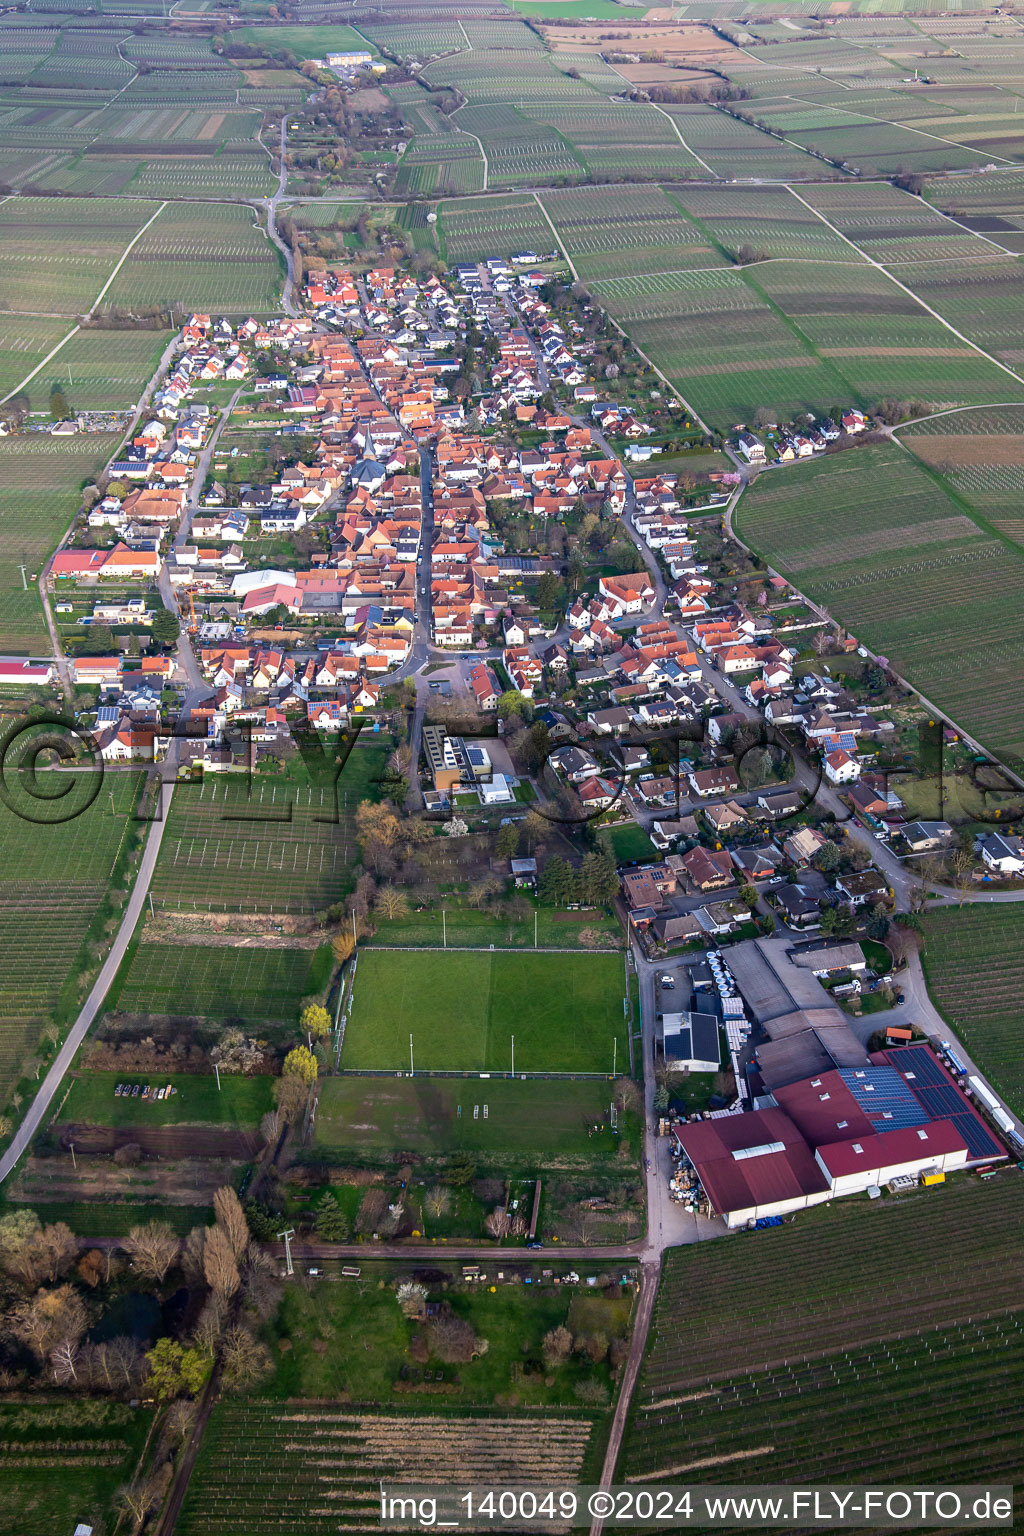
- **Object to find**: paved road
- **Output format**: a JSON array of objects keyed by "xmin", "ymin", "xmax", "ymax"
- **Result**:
[
  {"xmin": 265, "ymin": 116, "xmax": 297, "ymax": 317},
  {"xmin": 0, "ymin": 769, "xmax": 176, "ymax": 1186}
]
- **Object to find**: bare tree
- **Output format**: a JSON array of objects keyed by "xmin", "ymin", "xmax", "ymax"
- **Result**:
[
  {"xmin": 376, "ymin": 884, "xmax": 409, "ymax": 920},
  {"xmin": 260, "ymin": 1109, "xmax": 282, "ymax": 1148},
  {"xmin": 542, "ymin": 1325, "xmax": 573, "ymax": 1365},
  {"xmin": 36, "ymin": 1222, "xmax": 77, "ymax": 1284},
  {"xmin": 423, "ymin": 1185, "xmax": 451, "ymax": 1219},
  {"xmin": 220, "ymin": 1324, "xmax": 273, "ymax": 1393},
  {"xmin": 484, "ymin": 1208, "xmax": 511, "ymax": 1239},
  {"xmin": 118, "ymin": 1476, "xmax": 162, "ymax": 1531},
  {"xmin": 950, "ymin": 847, "xmax": 975, "ymax": 908},
  {"xmin": 203, "ymin": 1224, "xmax": 240, "ymax": 1301},
  {"xmin": 213, "ymin": 1187, "xmax": 250, "ymax": 1261},
  {"xmin": 109, "ymin": 1335, "xmax": 144, "ymax": 1391},
  {"xmin": 124, "ymin": 1221, "xmax": 179, "ymax": 1283},
  {"xmin": 181, "ymin": 1226, "xmax": 207, "ymax": 1286},
  {"xmin": 12, "ymin": 1285, "xmax": 87, "ymax": 1363},
  {"xmin": 192, "ymin": 1294, "xmax": 227, "ymax": 1354},
  {"xmin": 50, "ymin": 1337, "xmax": 81, "ymax": 1385}
]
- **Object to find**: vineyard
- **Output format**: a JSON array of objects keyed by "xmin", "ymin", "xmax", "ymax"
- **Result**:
[
  {"xmin": 180, "ymin": 1404, "xmax": 599, "ymax": 1536},
  {"xmin": 622, "ymin": 1179, "xmax": 1024, "ymax": 1503},
  {"xmin": 735, "ymin": 442, "xmax": 1024, "ymax": 764},
  {"xmin": 149, "ymin": 747, "xmax": 389, "ymax": 913},
  {"xmin": 540, "ymin": 184, "xmax": 726, "ymax": 281},
  {"xmin": 437, "ymin": 194, "xmax": 560, "ymax": 263},
  {"xmin": 0, "ymin": 196, "xmax": 156, "ymax": 315},
  {"xmin": 0, "ymin": 1397, "xmax": 152, "ymax": 1536},
  {"xmin": 921, "ymin": 905, "xmax": 1024, "ymax": 1115},
  {"xmin": 671, "ymin": 183, "xmax": 858, "ymax": 263},
  {"xmin": 342, "ymin": 948, "xmax": 628, "ymax": 1074},
  {"xmin": 0, "ymin": 771, "xmax": 144, "ymax": 1106},
  {"xmin": 100, "ymin": 202, "xmax": 282, "ymax": 314}
]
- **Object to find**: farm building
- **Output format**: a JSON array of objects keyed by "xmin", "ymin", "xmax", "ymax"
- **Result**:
[
  {"xmin": 0, "ymin": 658, "xmax": 55, "ymax": 686},
  {"xmin": 676, "ymin": 1044, "xmax": 1006, "ymax": 1228}
]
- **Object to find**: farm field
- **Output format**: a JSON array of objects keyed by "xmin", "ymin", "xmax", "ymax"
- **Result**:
[
  {"xmin": 0, "ymin": 197, "xmax": 157, "ymax": 316},
  {"xmin": 149, "ymin": 746, "xmax": 390, "ymax": 913},
  {"xmin": 797, "ymin": 179, "xmax": 1001, "ymax": 263},
  {"xmin": 921, "ymin": 906, "xmax": 1024, "ymax": 1116},
  {"xmin": 540, "ymin": 184, "xmax": 727, "ymax": 281},
  {"xmin": 315, "ymin": 1075, "xmax": 625, "ymax": 1161},
  {"xmin": 0, "ymin": 1398, "xmax": 153, "ymax": 1536},
  {"xmin": 100, "ymin": 202, "xmax": 282, "ymax": 314},
  {"xmin": 669, "ymin": 183, "xmax": 859, "ymax": 263},
  {"xmin": 0, "ymin": 770, "xmax": 144, "ymax": 1111},
  {"xmin": 622, "ymin": 1178, "xmax": 1024, "ymax": 1500},
  {"xmin": 900, "ymin": 407, "xmax": 1024, "ymax": 548},
  {"xmin": 342, "ymin": 949, "xmax": 628, "ymax": 1074},
  {"xmin": 735, "ymin": 443, "xmax": 1024, "ymax": 766},
  {"xmin": 55, "ymin": 1070, "xmax": 273, "ymax": 1128},
  {"xmin": 0, "ymin": 432, "xmax": 121, "ymax": 653},
  {"xmin": 0, "ymin": 315, "xmax": 71, "ymax": 402},
  {"xmin": 437, "ymin": 194, "xmax": 560, "ymax": 263},
  {"xmin": 112, "ymin": 940, "xmax": 328, "ymax": 1023}
]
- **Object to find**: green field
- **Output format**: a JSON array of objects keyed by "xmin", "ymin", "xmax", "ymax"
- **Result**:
[
  {"xmin": 0, "ymin": 1398, "xmax": 153, "ymax": 1536},
  {"xmin": 343, "ymin": 949, "xmax": 628, "ymax": 1074},
  {"xmin": 56, "ymin": 1070, "xmax": 272, "ymax": 1127},
  {"xmin": 735, "ymin": 443, "xmax": 1024, "ymax": 768},
  {"xmin": 0, "ymin": 769, "xmax": 143, "ymax": 1109},
  {"xmin": 366, "ymin": 905, "xmax": 622, "ymax": 950},
  {"xmin": 623, "ymin": 1178, "xmax": 1024, "ymax": 1499},
  {"xmin": 599, "ymin": 822, "xmax": 657, "ymax": 865},
  {"xmin": 315, "ymin": 1075, "xmax": 625, "ymax": 1160},
  {"xmin": 114, "ymin": 941, "xmax": 326, "ymax": 1022},
  {"xmin": 921, "ymin": 906, "xmax": 1024, "ymax": 1116}
]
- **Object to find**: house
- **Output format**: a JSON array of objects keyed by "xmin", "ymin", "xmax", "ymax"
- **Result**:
[
  {"xmin": 0, "ymin": 658, "xmax": 55, "ymax": 686},
  {"xmin": 510, "ymin": 857, "xmax": 537, "ymax": 888},
  {"xmin": 703, "ymin": 799, "xmax": 747, "ymax": 835},
  {"xmin": 902, "ymin": 820, "xmax": 954, "ymax": 854},
  {"xmin": 680, "ymin": 845, "xmax": 734, "ymax": 892},
  {"xmin": 732, "ymin": 844, "xmax": 784, "ymax": 881},
  {"xmin": 783, "ymin": 826, "xmax": 829, "ymax": 865},
  {"xmin": 836, "ymin": 869, "xmax": 890, "ymax": 908},
  {"xmin": 978, "ymin": 832, "xmax": 1024, "ymax": 876},
  {"xmin": 688, "ymin": 766, "xmax": 740, "ymax": 798},
  {"xmin": 650, "ymin": 815, "xmax": 700, "ymax": 852},
  {"xmin": 824, "ymin": 748, "xmax": 860, "ymax": 785},
  {"xmin": 757, "ymin": 789, "xmax": 803, "ymax": 820},
  {"xmin": 736, "ymin": 432, "xmax": 765, "ymax": 463},
  {"xmin": 848, "ymin": 780, "xmax": 889, "ymax": 819},
  {"xmin": 773, "ymin": 884, "xmax": 822, "ymax": 930},
  {"xmin": 469, "ymin": 663, "xmax": 500, "ymax": 711}
]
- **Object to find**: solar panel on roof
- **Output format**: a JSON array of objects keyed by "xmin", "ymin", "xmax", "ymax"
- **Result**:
[{"xmin": 888, "ymin": 1047, "xmax": 1004, "ymax": 1162}]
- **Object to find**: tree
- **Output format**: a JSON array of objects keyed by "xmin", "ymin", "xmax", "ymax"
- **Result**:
[
  {"xmin": 124, "ymin": 1221, "xmax": 179, "ymax": 1283},
  {"xmin": 13, "ymin": 1284, "xmax": 87, "ymax": 1363},
  {"xmin": 314, "ymin": 1192, "xmax": 351, "ymax": 1242},
  {"xmin": 220, "ymin": 1324, "xmax": 272, "ymax": 1393},
  {"xmin": 424, "ymin": 1185, "xmax": 451, "ymax": 1219},
  {"xmin": 376, "ymin": 884, "xmax": 409, "ymax": 920},
  {"xmin": 213, "ymin": 1186, "xmax": 249, "ymax": 1262},
  {"xmin": 542, "ymin": 1325, "xmax": 573, "ymax": 1365},
  {"xmin": 152, "ymin": 608, "xmax": 180, "ymax": 647},
  {"xmin": 49, "ymin": 386, "xmax": 69, "ymax": 420},
  {"xmin": 203, "ymin": 1223, "xmax": 240, "ymax": 1302},
  {"xmin": 50, "ymin": 1337, "xmax": 81, "ymax": 1385},
  {"xmin": 484, "ymin": 1207, "xmax": 511, "ymax": 1239},
  {"xmin": 738, "ymin": 883, "xmax": 759, "ymax": 911},
  {"xmin": 497, "ymin": 689, "xmax": 526, "ymax": 721},
  {"xmin": 495, "ymin": 822, "xmax": 520, "ymax": 861},
  {"xmin": 580, "ymin": 849, "xmax": 618, "ymax": 907},
  {"xmin": 813, "ymin": 839, "xmax": 841, "ymax": 873},
  {"xmin": 282, "ymin": 1044, "xmax": 318, "ymax": 1086},
  {"xmin": 300, "ymin": 1003, "xmax": 332, "ymax": 1040},
  {"xmin": 77, "ymin": 1249, "xmax": 106, "ymax": 1289},
  {"xmin": 332, "ymin": 930, "xmax": 354, "ymax": 966},
  {"xmin": 181, "ymin": 1226, "xmax": 207, "ymax": 1285},
  {"xmin": 118, "ymin": 1476, "xmax": 163, "ymax": 1530},
  {"xmin": 144, "ymin": 1337, "xmax": 212, "ymax": 1402},
  {"xmin": 523, "ymin": 809, "xmax": 548, "ymax": 850},
  {"xmin": 0, "ymin": 1208, "xmax": 43, "ymax": 1286},
  {"xmin": 865, "ymin": 902, "xmax": 891, "ymax": 941},
  {"xmin": 428, "ymin": 1306, "xmax": 486, "ymax": 1363}
]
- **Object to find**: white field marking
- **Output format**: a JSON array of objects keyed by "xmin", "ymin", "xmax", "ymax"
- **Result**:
[{"xmin": 785, "ymin": 184, "xmax": 1024, "ymax": 390}]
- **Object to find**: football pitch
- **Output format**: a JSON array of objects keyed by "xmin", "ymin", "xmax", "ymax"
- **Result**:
[{"xmin": 342, "ymin": 949, "xmax": 628, "ymax": 1075}]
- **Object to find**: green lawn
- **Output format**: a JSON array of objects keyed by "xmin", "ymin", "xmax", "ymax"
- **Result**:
[
  {"xmin": 114, "ymin": 942, "xmax": 323, "ymax": 1022},
  {"xmin": 367, "ymin": 905, "xmax": 622, "ymax": 950},
  {"xmin": 343, "ymin": 950, "xmax": 628, "ymax": 1073},
  {"xmin": 599, "ymin": 822, "xmax": 657, "ymax": 865},
  {"xmin": 315, "ymin": 1075, "xmax": 626, "ymax": 1160},
  {"xmin": 56, "ymin": 1071, "xmax": 272, "ymax": 1127},
  {"xmin": 0, "ymin": 1199, "xmax": 212, "ymax": 1237}
]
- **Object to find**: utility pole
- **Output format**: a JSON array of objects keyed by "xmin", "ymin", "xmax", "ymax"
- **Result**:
[
  {"xmin": 278, "ymin": 1228, "xmax": 295, "ymax": 1277},
  {"xmin": 409, "ymin": 1032, "xmax": 414, "ymax": 1076},
  {"xmin": 69, "ymin": 1142, "xmax": 76, "ymax": 1171},
  {"xmin": 534, "ymin": 909, "xmax": 537, "ymax": 948},
  {"xmin": 511, "ymin": 1034, "xmax": 515, "ymax": 1078},
  {"xmin": 613, "ymin": 1037, "xmax": 617, "ymax": 1078},
  {"xmin": 18, "ymin": 565, "xmax": 27, "ymax": 591},
  {"xmin": 442, "ymin": 907, "xmax": 447, "ymax": 948},
  {"xmin": 148, "ymin": 892, "xmax": 154, "ymax": 919},
  {"xmin": 214, "ymin": 1061, "xmax": 221, "ymax": 1092}
]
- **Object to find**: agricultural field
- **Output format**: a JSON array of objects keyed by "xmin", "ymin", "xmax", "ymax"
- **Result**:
[
  {"xmin": 38, "ymin": 326, "xmax": 170, "ymax": 413},
  {"xmin": 590, "ymin": 265, "xmax": 841, "ymax": 428},
  {"xmin": 0, "ymin": 769, "xmax": 143, "ymax": 1110},
  {"xmin": 623, "ymin": 1178, "xmax": 1024, "ymax": 1500},
  {"xmin": 456, "ymin": 104, "xmax": 585, "ymax": 186},
  {"xmin": 894, "ymin": 257, "xmax": 1024, "ymax": 376},
  {"xmin": 0, "ymin": 315, "xmax": 71, "ymax": 403},
  {"xmin": 540, "ymin": 184, "xmax": 727, "ymax": 281},
  {"xmin": 799, "ymin": 180, "xmax": 1016, "ymax": 262},
  {"xmin": 315, "ymin": 1075, "xmax": 626, "ymax": 1161},
  {"xmin": 100, "ymin": 202, "xmax": 283, "ymax": 314},
  {"xmin": 921, "ymin": 906, "xmax": 1024, "ymax": 1116},
  {"xmin": 112, "ymin": 940, "xmax": 329, "ymax": 1023},
  {"xmin": 735, "ymin": 443, "xmax": 1024, "ymax": 766},
  {"xmin": 227, "ymin": 24, "xmax": 376, "ymax": 57},
  {"xmin": 342, "ymin": 949, "xmax": 628, "ymax": 1074},
  {"xmin": 670, "ymin": 184, "xmax": 859, "ymax": 263},
  {"xmin": 55, "ymin": 1070, "xmax": 273, "ymax": 1128},
  {"xmin": 530, "ymin": 101, "xmax": 705, "ymax": 179},
  {"xmin": 0, "ymin": 1398, "xmax": 153, "ymax": 1536},
  {"xmin": 900, "ymin": 406, "xmax": 1024, "ymax": 548},
  {"xmin": 663, "ymin": 104, "xmax": 825, "ymax": 180},
  {"xmin": 0, "ymin": 197, "xmax": 157, "ymax": 316},
  {"xmin": 0, "ymin": 432, "xmax": 121, "ymax": 654},
  {"xmin": 437, "ymin": 194, "xmax": 560, "ymax": 263},
  {"xmin": 149, "ymin": 746, "xmax": 390, "ymax": 913}
]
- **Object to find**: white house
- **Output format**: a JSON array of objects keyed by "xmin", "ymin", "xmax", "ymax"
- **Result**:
[
  {"xmin": 824, "ymin": 748, "xmax": 860, "ymax": 785},
  {"xmin": 979, "ymin": 832, "xmax": 1024, "ymax": 875}
]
